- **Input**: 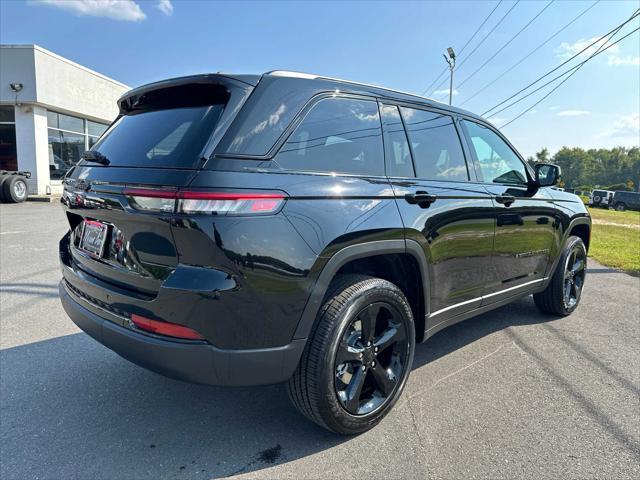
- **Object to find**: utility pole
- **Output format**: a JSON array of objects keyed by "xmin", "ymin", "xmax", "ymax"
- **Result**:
[{"xmin": 443, "ymin": 47, "xmax": 456, "ymax": 105}]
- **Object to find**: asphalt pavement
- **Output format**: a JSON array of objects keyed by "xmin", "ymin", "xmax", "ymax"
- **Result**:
[{"xmin": 1, "ymin": 202, "xmax": 639, "ymax": 479}]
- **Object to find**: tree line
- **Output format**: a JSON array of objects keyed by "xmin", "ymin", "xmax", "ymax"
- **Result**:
[{"xmin": 526, "ymin": 146, "xmax": 640, "ymax": 192}]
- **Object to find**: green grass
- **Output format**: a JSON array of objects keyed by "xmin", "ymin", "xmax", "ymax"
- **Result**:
[
  {"xmin": 588, "ymin": 207, "xmax": 640, "ymax": 226},
  {"xmin": 587, "ymin": 207, "xmax": 640, "ymax": 274}
]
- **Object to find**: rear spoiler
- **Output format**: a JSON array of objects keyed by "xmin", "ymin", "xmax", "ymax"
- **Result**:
[{"xmin": 117, "ymin": 74, "xmax": 259, "ymax": 114}]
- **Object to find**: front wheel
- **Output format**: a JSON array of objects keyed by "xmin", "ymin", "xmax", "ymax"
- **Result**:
[
  {"xmin": 287, "ymin": 275, "xmax": 415, "ymax": 435},
  {"xmin": 534, "ymin": 235, "xmax": 587, "ymax": 316},
  {"xmin": 615, "ymin": 202, "xmax": 626, "ymax": 211}
]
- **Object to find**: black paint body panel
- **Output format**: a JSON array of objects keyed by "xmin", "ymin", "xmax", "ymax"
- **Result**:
[{"xmin": 59, "ymin": 72, "xmax": 590, "ymax": 386}]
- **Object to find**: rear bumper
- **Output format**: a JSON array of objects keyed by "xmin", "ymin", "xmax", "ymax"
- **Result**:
[{"xmin": 60, "ymin": 281, "xmax": 305, "ymax": 386}]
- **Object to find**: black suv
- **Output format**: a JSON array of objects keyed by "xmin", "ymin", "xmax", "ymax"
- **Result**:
[
  {"xmin": 59, "ymin": 71, "xmax": 591, "ymax": 434},
  {"xmin": 611, "ymin": 190, "xmax": 640, "ymax": 211}
]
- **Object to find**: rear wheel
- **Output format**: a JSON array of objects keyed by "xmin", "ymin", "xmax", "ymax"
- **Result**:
[
  {"xmin": 2, "ymin": 176, "xmax": 28, "ymax": 203},
  {"xmin": 534, "ymin": 236, "xmax": 587, "ymax": 316},
  {"xmin": 287, "ymin": 274, "xmax": 415, "ymax": 435}
]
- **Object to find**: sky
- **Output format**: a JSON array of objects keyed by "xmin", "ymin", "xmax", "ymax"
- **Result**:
[{"xmin": 1, "ymin": 0, "xmax": 639, "ymax": 158}]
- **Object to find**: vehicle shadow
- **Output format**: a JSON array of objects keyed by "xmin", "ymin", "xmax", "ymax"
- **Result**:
[
  {"xmin": 413, "ymin": 295, "xmax": 549, "ymax": 369},
  {"xmin": 1, "ymin": 296, "xmax": 551, "ymax": 479}
]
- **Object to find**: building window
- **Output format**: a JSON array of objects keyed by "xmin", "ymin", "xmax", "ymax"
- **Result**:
[
  {"xmin": 47, "ymin": 111, "xmax": 109, "ymax": 180},
  {"xmin": 0, "ymin": 106, "xmax": 17, "ymax": 171}
]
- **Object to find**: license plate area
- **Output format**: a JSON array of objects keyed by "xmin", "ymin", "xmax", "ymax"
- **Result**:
[{"xmin": 79, "ymin": 220, "xmax": 109, "ymax": 258}]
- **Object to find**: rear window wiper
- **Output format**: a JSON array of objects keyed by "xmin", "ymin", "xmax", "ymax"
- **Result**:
[{"xmin": 81, "ymin": 151, "xmax": 110, "ymax": 166}]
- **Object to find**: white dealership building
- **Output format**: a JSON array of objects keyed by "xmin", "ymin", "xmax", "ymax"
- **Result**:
[{"xmin": 0, "ymin": 45, "xmax": 129, "ymax": 194}]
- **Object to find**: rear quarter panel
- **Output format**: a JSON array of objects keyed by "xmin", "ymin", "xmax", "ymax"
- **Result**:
[{"xmin": 181, "ymin": 170, "xmax": 403, "ymax": 348}]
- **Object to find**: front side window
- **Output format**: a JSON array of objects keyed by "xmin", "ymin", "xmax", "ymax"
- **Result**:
[
  {"xmin": 274, "ymin": 97, "xmax": 384, "ymax": 176},
  {"xmin": 400, "ymin": 107, "xmax": 468, "ymax": 181},
  {"xmin": 380, "ymin": 104, "xmax": 413, "ymax": 177},
  {"xmin": 463, "ymin": 120, "xmax": 528, "ymax": 185}
]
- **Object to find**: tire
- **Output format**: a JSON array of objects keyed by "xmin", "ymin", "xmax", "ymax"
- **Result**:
[
  {"xmin": 592, "ymin": 195, "xmax": 601, "ymax": 204},
  {"xmin": 287, "ymin": 274, "xmax": 415, "ymax": 435},
  {"xmin": 2, "ymin": 176, "xmax": 28, "ymax": 203},
  {"xmin": 0, "ymin": 175, "xmax": 8, "ymax": 202},
  {"xmin": 615, "ymin": 202, "xmax": 626, "ymax": 211},
  {"xmin": 534, "ymin": 236, "xmax": 587, "ymax": 316}
]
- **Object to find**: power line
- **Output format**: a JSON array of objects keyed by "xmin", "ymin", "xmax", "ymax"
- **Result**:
[
  {"xmin": 490, "ymin": 25, "xmax": 638, "ymax": 121},
  {"xmin": 457, "ymin": 0, "xmax": 555, "ymax": 90},
  {"xmin": 500, "ymin": 25, "xmax": 639, "ymax": 128},
  {"xmin": 482, "ymin": 9, "xmax": 640, "ymax": 117},
  {"xmin": 422, "ymin": 0, "xmax": 504, "ymax": 96},
  {"xmin": 427, "ymin": 0, "xmax": 520, "ymax": 96},
  {"xmin": 460, "ymin": 0, "xmax": 600, "ymax": 107}
]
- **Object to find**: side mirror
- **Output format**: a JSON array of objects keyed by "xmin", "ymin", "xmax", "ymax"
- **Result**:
[{"xmin": 534, "ymin": 163, "xmax": 561, "ymax": 187}]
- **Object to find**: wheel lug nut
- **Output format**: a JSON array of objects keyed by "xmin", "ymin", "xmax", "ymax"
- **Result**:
[
  {"xmin": 367, "ymin": 341, "xmax": 372, "ymax": 347},
  {"xmin": 374, "ymin": 347, "xmax": 379, "ymax": 353},
  {"xmin": 361, "ymin": 365, "xmax": 366, "ymax": 372},
  {"xmin": 359, "ymin": 353, "xmax": 363, "ymax": 359},
  {"xmin": 371, "ymin": 361, "xmax": 376, "ymax": 367}
]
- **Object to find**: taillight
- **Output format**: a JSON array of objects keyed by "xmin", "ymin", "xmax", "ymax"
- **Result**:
[
  {"xmin": 122, "ymin": 188, "xmax": 286, "ymax": 215},
  {"xmin": 177, "ymin": 191, "xmax": 285, "ymax": 215},
  {"xmin": 123, "ymin": 188, "xmax": 176, "ymax": 213},
  {"xmin": 130, "ymin": 314, "xmax": 204, "ymax": 340}
]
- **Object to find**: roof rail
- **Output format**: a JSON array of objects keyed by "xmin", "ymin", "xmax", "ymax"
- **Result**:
[{"xmin": 265, "ymin": 70, "xmax": 436, "ymax": 103}]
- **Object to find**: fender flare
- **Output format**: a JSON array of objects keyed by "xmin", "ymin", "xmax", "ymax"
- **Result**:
[
  {"xmin": 543, "ymin": 215, "xmax": 591, "ymax": 285},
  {"xmin": 292, "ymin": 239, "xmax": 430, "ymax": 340}
]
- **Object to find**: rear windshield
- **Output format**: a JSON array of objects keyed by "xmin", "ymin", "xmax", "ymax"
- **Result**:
[
  {"xmin": 91, "ymin": 83, "xmax": 229, "ymax": 169},
  {"xmin": 92, "ymin": 105, "xmax": 224, "ymax": 169}
]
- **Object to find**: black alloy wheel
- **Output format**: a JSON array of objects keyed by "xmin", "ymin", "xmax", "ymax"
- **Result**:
[
  {"xmin": 287, "ymin": 274, "xmax": 415, "ymax": 435},
  {"xmin": 562, "ymin": 242, "xmax": 586, "ymax": 310},
  {"xmin": 334, "ymin": 302, "xmax": 408, "ymax": 415},
  {"xmin": 534, "ymin": 235, "xmax": 587, "ymax": 316}
]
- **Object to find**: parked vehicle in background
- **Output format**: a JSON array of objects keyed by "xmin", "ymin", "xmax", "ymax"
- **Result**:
[
  {"xmin": 58, "ymin": 71, "xmax": 591, "ymax": 435},
  {"xmin": 589, "ymin": 189, "xmax": 613, "ymax": 208},
  {"xmin": 0, "ymin": 170, "xmax": 30, "ymax": 203},
  {"xmin": 611, "ymin": 190, "xmax": 640, "ymax": 211}
]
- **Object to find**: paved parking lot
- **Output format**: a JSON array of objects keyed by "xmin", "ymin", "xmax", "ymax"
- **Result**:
[{"xmin": 1, "ymin": 202, "xmax": 639, "ymax": 479}]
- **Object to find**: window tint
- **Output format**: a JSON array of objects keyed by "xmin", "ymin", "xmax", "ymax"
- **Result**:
[
  {"xmin": 275, "ymin": 97, "xmax": 383, "ymax": 176},
  {"xmin": 463, "ymin": 120, "xmax": 528, "ymax": 185},
  {"xmin": 93, "ymin": 105, "xmax": 224, "ymax": 169},
  {"xmin": 380, "ymin": 104, "xmax": 413, "ymax": 177},
  {"xmin": 400, "ymin": 107, "xmax": 468, "ymax": 181}
]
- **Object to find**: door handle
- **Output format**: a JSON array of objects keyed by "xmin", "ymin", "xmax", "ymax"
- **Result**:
[
  {"xmin": 405, "ymin": 191, "xmax": 437, "ymax": 208},
  {"xmin": 495, "ymin": 194, "xmax": 516, "ymax": 207}
]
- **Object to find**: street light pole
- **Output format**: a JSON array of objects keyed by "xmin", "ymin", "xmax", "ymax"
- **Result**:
[{"xmin": 443, "ymin": 47, "xmax": 456, "ymax": 105}]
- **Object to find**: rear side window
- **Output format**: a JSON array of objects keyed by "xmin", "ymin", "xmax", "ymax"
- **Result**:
[
  {"xmin": 400, "ymin": 107, "xmax": 468, "ymax": 181},
  {"xmin": 274, "ymin": 97, "xmax": 384, "ymax": 176},
  {"xmin": 380, "ymin": 104, "xmax": 413, "ymax": 177},
  {"xmin": 463, "ymin": 120, "xmax": 528, "ymax": 185}
]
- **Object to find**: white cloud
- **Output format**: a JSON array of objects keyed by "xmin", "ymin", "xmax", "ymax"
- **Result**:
[
  {"xmin": 608, "ymin": 55, "xmax": 640, "ymax": 67},
  {"xmin": 607, "ymin": 113, "xmax": 640, "ymax": 138},
  {"xmin": 557, "ymin": 110, "xmax": 591, "ymax": 117},
  {"xmin": 156, "ymin": 0, "xmax": 173, "ymax": 16},
  {"xmin": 556, "ymin": 36, "xmax": 638, "ymax": 67},
  {"xmin": 432, "ymin": 88, "xmax": 459, "ymax": 97},
  {"xmin": 556, "ymin": 36, "xmax": 620, "ymax": 60},
  {"xmin": 32, "ymin": 0, "xmax": 146, "ymax": 21},
  {"xmin": 488, "ymin": 117, "xmax": 506, "ymax": 125}
]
